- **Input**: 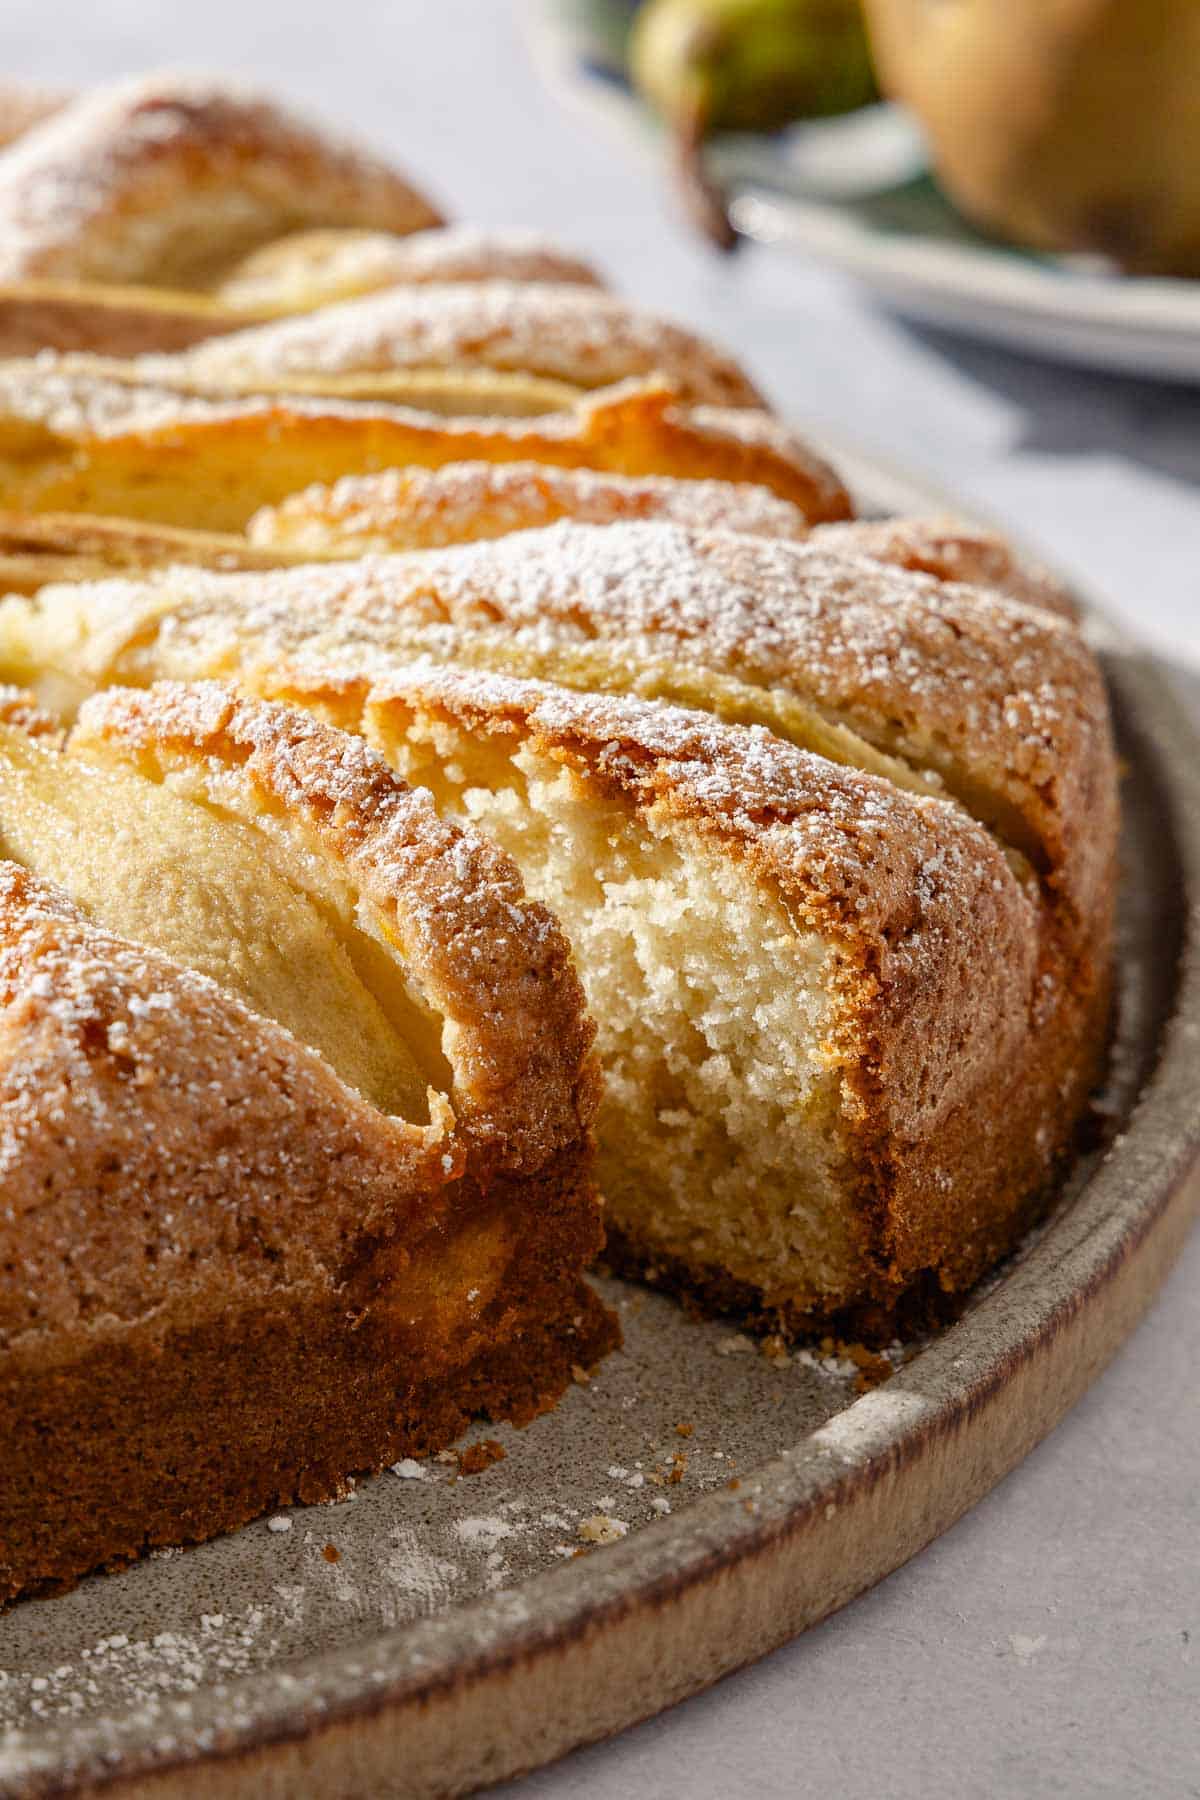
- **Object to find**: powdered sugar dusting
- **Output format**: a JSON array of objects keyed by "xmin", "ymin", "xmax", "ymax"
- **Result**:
[
  {"xmin": 23, "ymin": 515, "xmax": 1103, "ymax": 907},
  {"xmin": 216, "ymin": 225, "xmax": 604, "ymax": 309},
  {"xmin": 813, "ymin": 516, "xmax": 1076, "ymax": 620},
  {"xmin": 248, "ymin": 460, "xmax": 812, "ymax": 552},
  {"xmin": 162, "ymin": 281, "xmax": 764, "ymax": 408},
  {"xmin": 0, "ymin": 74, "xmax": 438, "ymax": 284}
]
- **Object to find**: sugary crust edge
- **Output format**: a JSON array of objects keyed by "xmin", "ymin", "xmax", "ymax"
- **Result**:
[
  {"xmin": 245, "ymin": 466, "xmax": 1066, "ymax": 639},
  {"xmin": 246, "ymin": 459, "xmax": 815, "ymax": 551},
  {"xmin": 167, "ymin": 281, "xmax": 768, "ymax": 411},
  {"xmin": 812, "ymin": 515, "xmax": 1078, "ymax": 620}
]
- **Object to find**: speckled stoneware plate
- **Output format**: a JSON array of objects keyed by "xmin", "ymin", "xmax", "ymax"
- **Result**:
[{"xmin": 2, "ymin": 446, "xmax": 1199, "ymax": 1800}]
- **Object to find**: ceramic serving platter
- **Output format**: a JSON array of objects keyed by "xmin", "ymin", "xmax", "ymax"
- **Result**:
[
  {"xmin": 526, "ymin": 0, "xmax": 1200, "ymax": 384},
  {"xmin": 1, "ymin": 446, "xmax": 1199, "ymax": 1799}
]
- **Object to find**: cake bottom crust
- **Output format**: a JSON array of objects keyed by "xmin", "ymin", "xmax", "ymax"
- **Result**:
[
  {"xmin": 1, "ymin": 1274, "xmax": 618, "ymax": 1607},
  {"xmin": 601, "ymin": 1222, "xmax": 961, "ymax": 1347}
]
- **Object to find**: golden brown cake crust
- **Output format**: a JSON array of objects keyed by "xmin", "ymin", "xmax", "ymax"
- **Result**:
[
  {"xmin": 0, "ymin": 74, "xmax": 442, "ymax": 286},
  {"xmin": 0, "ymin": 864, "xmax": 454, "ymax": 1349},
  {"xmin": 245, "ymin": 469, "xmax": 1064, "ymax": 635},
  {"xmin": 0, "ymin": 684, "xmax": 614, "ymax": 1605},
  {"xmin": 812, "ymin": 515, "xmax": 1078, "ymax": 619}
]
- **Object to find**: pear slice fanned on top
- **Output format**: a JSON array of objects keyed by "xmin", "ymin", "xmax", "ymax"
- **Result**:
[{"xmin": 0, "ymin": 715, "xmax": 434, "ymax": 1119}]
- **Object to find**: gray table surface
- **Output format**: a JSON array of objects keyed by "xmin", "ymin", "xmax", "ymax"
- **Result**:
[{"xmin": 2, "ymin": 3, "xmax": 1198, "ymax": 1794}]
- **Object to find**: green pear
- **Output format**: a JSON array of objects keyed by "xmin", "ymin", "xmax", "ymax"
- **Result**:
[
  {"xmin": 863, "ymin": 0, "xmax": 1200, "ymax": 274},
  {"xmin": 631, "ymin": 0, "xmax": 876, "ymax": 245},
  {"xmin": 632, "ymin": 0, "xmax": 877, "ymax": 136}
]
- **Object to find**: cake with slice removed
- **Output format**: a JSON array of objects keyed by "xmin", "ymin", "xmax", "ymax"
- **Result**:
[
  {"xmin": 0, "ymin": 515, "xmax": 1117, "ymax": 1332},
  {"xmin": 56, "ymin": 662, "xmax": 1111, "ymax": 1343}
]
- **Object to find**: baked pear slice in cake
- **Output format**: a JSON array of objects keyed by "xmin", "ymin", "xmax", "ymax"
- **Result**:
[
  {"xmin": 0, "ymin": 368, "xmax": 850, "ymax": 527},
  {"xmin": 210, "ymin": 226, "xmax": 604, "ymax": 312},
  {"xmin": 0, "ymin": 508, "xmax": 323, "ymax": 593},
  {"xmin": 136, "ymin": 280, "xmax": 767, "ymax": 409},
  {"xmin": 0, "ymin": 682, "xmax": 613, "ymax": 1606},
  {"xmin": 0, "ymin": 230, "xmax": 607, "ymax": 360}
]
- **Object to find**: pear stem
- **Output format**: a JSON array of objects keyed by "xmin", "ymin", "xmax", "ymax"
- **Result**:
[{"xmin": 671, "ymin": 103, "xmax": 740, "ymax": 253}]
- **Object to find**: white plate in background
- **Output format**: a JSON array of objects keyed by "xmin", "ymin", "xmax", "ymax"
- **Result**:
[{"xmin": 526, "ymin": 0, "xmax": 1200, "ymax": 384}]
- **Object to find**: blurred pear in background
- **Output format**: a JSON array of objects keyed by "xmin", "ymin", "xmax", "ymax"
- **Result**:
[
  {"xmin": 864, "ymin": 0, "xmax": 1200, "ymax": 275},
  {"xmin": 631, "ymin": 0, "xmax": 877, "ymax": 244},
  {"xmin": 631, "ymin": 0, "xmax": 876, "ymax": 134}
]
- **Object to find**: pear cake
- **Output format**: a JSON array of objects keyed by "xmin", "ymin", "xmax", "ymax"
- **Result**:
[
  {"xmin": 0, "ymin": 520, "xmax": 1117, "ymax": 1337},
  {"xmin": 0, "ymin": 682, "xmax": 614, "ymax": 1604},
  {"xmin": 0, "ymin": 72, "xmax": 1119, "ymax": 1603},
  {"xmin": 0, "ymin": 74, "xmax": 607, "ymax": 356},
  {"xmin": 87, "ymin": 664, "xmax": 1103, "ymax": 1338}
]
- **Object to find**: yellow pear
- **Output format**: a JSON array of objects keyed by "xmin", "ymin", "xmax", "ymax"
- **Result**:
[{"xmin": 863, "ymin": 0, "xmax": 1200, "ymax": 274}]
